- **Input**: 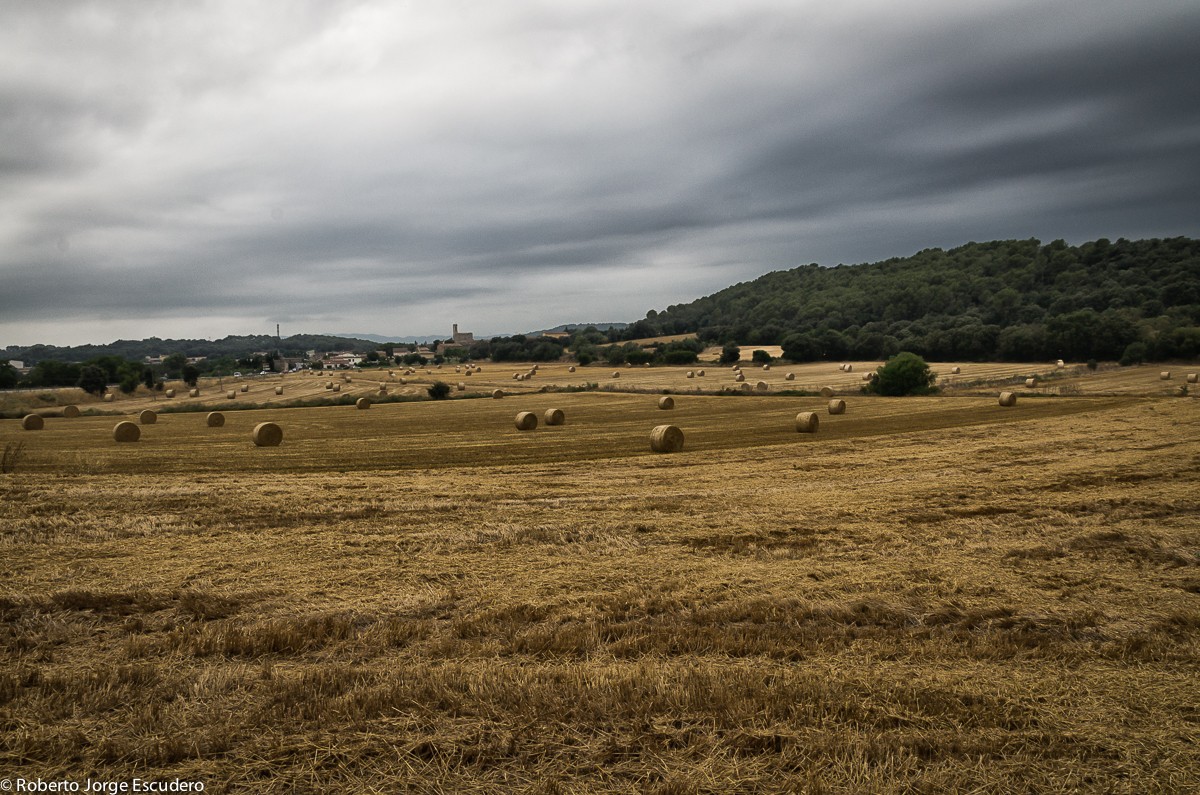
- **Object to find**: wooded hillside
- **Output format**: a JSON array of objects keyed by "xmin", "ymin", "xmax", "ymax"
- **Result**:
[{"xmin": 623, "ymin": 237, "xmax": 1200, "ymax": 362}]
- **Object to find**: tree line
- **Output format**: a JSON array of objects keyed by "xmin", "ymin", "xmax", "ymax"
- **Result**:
[{"xmin": 611, "ymin": 237, "xmax": 1200, "ymax": 363}]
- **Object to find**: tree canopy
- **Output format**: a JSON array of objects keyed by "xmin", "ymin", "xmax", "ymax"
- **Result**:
[{"xmin": 615, "ymin": 237, "xmax": 1200, "ymax": 363}]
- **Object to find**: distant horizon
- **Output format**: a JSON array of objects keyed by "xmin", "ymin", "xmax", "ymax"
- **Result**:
[
  {"xmin": 2, "ymin": 322, "xmax": 635, "ymax": 352},
  {"xmin": 4, "ymin": 2, "xmax": 1198, "ymax": 352}
]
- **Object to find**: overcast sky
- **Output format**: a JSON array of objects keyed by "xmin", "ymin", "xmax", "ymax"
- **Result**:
[{"xmin": 3, "ymin": 0, "xmax": 1199, "ymax": 348}]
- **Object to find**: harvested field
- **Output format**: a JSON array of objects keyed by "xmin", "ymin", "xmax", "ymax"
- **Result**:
[{"xmin": 1, "ymin": 386, "xmax": 1198, "ymax": 792}]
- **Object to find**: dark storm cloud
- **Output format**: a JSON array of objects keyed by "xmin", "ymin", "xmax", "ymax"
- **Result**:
[{"xmin": 2, "ymin": 0, "xmax": 1199, "ymax": 346}]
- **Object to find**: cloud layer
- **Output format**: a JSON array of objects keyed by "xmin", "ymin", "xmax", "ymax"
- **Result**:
[{"xmin": 3, "ymin": 0, "xmax": 1199, "ymax": 346}]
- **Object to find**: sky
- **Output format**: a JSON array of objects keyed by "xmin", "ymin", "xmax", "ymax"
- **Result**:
[{"xmin": 3, "ymin": 0, "xmax": 1199, "ymax": 348}]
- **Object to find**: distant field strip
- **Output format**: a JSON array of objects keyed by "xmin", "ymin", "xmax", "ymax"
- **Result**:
[{"xmin": 2, "ymin": 393, "xmax": 1135, "ymax": 475}]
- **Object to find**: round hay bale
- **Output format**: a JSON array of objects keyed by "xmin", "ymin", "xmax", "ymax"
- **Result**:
[
  {"xmin": 862, "ymin": 373, "xmax": 872, "ymax": 381},
  {"xmin": 998, "ymin": 391, "xmax": 1017, "ymax": 407},
  {"xmin": 612, "ymin": 371, "xmax": 620, "ymax": 378},
  {"xmin": 828, "ymin": 399, "xmax": 846, "ymax": 415},
  {"xmin": 399, "ymin": 378, "xmax": 407, "ymax": 385},
  {"xmin": 63, "ymin": 405, "xmax": 81, "ymax": 418},
  {"xmin": 795, "ymin": 412, "xmax": 819, "ymax": 433},
  {"xmin": 165, "ymin": 389, "xmax": 176, "ymax": 398},
  {"xmin": 785, "ymin": 372, "xmax": 795, "ymax": 381},
  {"xmin": 697, "ymin": 370, "xmax": 705, "ymax": 377},
  {"xmin": 356, "ymin": 397, "xmax": 370, "ymax": 410},
  {"xmin": 515, "ymin": 411, "xmax": 538, "ymax": 431},
  {"xmin": 951, "ymin": 366, "xmax": 961, "ymax": 374},
  {"xmin": 252, "ymin": 422, "xmax": 283, "ymax": 447},
  {"xmin": 457, "ymin": 382, "xmax": 466, "ymax": 391},
  {"xmin": 650, "ymin": 424, "xmax": 684, "ymax": 453},
  {"xmin": 492, "ymin": 389, "xmax": 504, "ymax": 399},
  {"xmin": 1056, "ymin": 359, "xmax": 1065, "ymax": 368},
  {"xmin": 1188, "ymin": 373, "xmax": 1198, "ymax": 384},
  {"xmin": 845, "ymin": 364, "xmax": 853, "ymax": 372},
  {"xmin": 516, "ymin": 374, "xmax": 524, "ymax": 382},
  {"xmin": 839, "ymin": 364, "xmax": 846, "ymax": 371},
  {"xmin": 1160, "ymin": 371, "xmax": 1171, "ymax": 380},
  {"xmin": 568, "ymin": 366, "xmax": 576, "ymax": 373},
  {"xmin": 227, "ymin": 390, "xmax": 237, "ymax": 399},
  {"xmin": 104, "ymin": 393, "xmax": 115, "ymax": 402},
  {"xmin": 740, "ymin": 383, "xmax": 752, "ymax": 392},
  {"xmin": 686, "ymin": 371, "xmax": 695, "ymax": 378},
  {"xmin": 113, "ymin": 421, "xmax": 140, "ymax": 442},
  {"xmin": 240, "ymin": 384, "xmax": 249, "ymax": 393},
  {"xmin": 21, "ymin": 414, "xmax": 44, "ymax": 431},
  {"xmin": 139, "ymin": 410, "xmax": 157, "ymax": 425},
  {"xmin": 625, "ymin": 362, "xmax": 632, "ymax": 368},
  {"xmin": 332, "ymin": 384, "xmax": 341, "ymax": 392},
  {"xmin": 465, "ymin": 370, "xmax": 472, "ymax": 376},
  {"xmin": 734, "ymin": 373, "xmax": 745, "ymax": 382},
  {"xmin": 820, "ymin": 386, "xmax": 834, "ymax": 398},
  {"xmin": 756, "ymin": 381, "xmax": 769, "ymax": 392},
  {"xmin": 532, "ymin": 364, "xmax": 539, "ymax": 371},
  {"xmin": 475, "ymin": 367, "xmax": 482, "ymax": 372},
  {"xmin": 732, "ymin": 365, "xmax": 740, "ymax": 371},
  {"xmin": 189, "ymin": 389, "xmax": 199, "ymax": 398},
  {"xmin": 1025, "ymin": 378, "xmax": 1037, "ymax": 388},
  {"xmin": 389, "ymin": 370, "xmax": 395, "ymax": 376},
  {"xmin": 544, "ymin": 408, "xmax": 565, "ymax": 426},
  {"xmin": 377, "ymin": 385, "xmax": 387, "ymax": 395},
  {"xmin": 206, "ymin": 412, "xmax": 225, "ymax": 427},
  {"xmin": 658, "ymin": 396, "xmax": 675, "ymax": 410},
  {"xmin": 325, "ymin": 382, "xmax": 334, "ymax": 390},
  {"xmin": 762, "ymin": 364, "xmax": 770, "ymax": 371},
  {"xmin": 343, "ymin": 376, "xmax": 352, "ymax": 383},
  {"xmin": 276, "ymin": 386, "xmax": 284, "ymax": 395}
]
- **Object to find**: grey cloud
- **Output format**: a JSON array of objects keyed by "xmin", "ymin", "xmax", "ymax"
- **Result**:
[{"xmin": 2, "ymin": 0, "xmax": 1199, "ymax": 346}]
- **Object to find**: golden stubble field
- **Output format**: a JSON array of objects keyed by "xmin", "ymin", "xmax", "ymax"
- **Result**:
[{"xmin": 1, "ymin": 387, "xmax": 1198, "ymax": 793}]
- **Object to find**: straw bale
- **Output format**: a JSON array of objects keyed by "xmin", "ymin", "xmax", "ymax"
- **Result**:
[
  {"xmin": 113, "ymin": 421, "xmax": 140, "ymax": 442},
  {"xmin": 252, "ymin": 422, "xmax": 283, "ymax": 447},
  {"xmin": 650, "ymin": 424, "xmax": 684, "ymax": 453}
]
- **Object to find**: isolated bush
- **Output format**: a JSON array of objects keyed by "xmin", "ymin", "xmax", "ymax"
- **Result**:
[
  {"xmin": 719, "ymin": 343, "xmax": 741, "ymax": 365},
  {"xmin": 751, "ymin": 349, "xmax": 772, "ymax": 364},
  {"xmin": 867, "ymin": 352, "xmax": 937, "ymax": 396},
  {"xmin": 76, "ymin": 365, "xmax": 108, "ymax": 396},
  {"xmin": 427, "ymin": 381, "xmax": 451, "ymax": 400}
]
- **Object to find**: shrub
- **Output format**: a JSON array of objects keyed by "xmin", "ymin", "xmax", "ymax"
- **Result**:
[
  {"xmin": 867, "ymin": 352, "xmax": 937, "ymax": 396},
  {"xmin": 1119, "ymin": 342, "xmax": 1148, "ymax": 366},
  {"xmin": 427, "ymin": 381, "xmax": 451, "ymax": 400},
  {"xmin": 751, "ymin": 349, "xmax": 772, "ymax": 364},
  {"xmin": 719, "ymin": 343, "xmax": 741, "ymax": 364},
  {"xmin": 76, "ymin": 365, "xmax": 108, "ymax": 396}
]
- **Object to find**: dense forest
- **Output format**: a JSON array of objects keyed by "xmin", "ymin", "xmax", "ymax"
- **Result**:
[{"xmin": 619, "ymin": 237, "xmax": 1200, "ymax": 363}]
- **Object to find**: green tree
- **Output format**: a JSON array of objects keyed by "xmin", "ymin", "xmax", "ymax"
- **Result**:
[
  {"xmin": 719, "ymin": 343, "xmax": 740, "ymax": 365},
  {"xmin": 77, "ymin": 365, "xmax": 109, "ymax": 396},
  {"xmin": 751, "ymin": 349, "xmax": 772, "ymax": 365},
  {"xmin": 427, "ymin": 381, "xmax": 451, "ymax": 400},
  {"xmin": 0, "ymin": 361, "xmax": 18, "ymax": 389},
  {"xmin": 162, "ymin": 353, "xmax": 187, "ymax": 377},
  {"xmin": 182, "ymin": 364, "xmax": 200, "ymax": 387},
  {"xmin": 867, "ymin": 352, "xmax": 937, "ymax": 396}
]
